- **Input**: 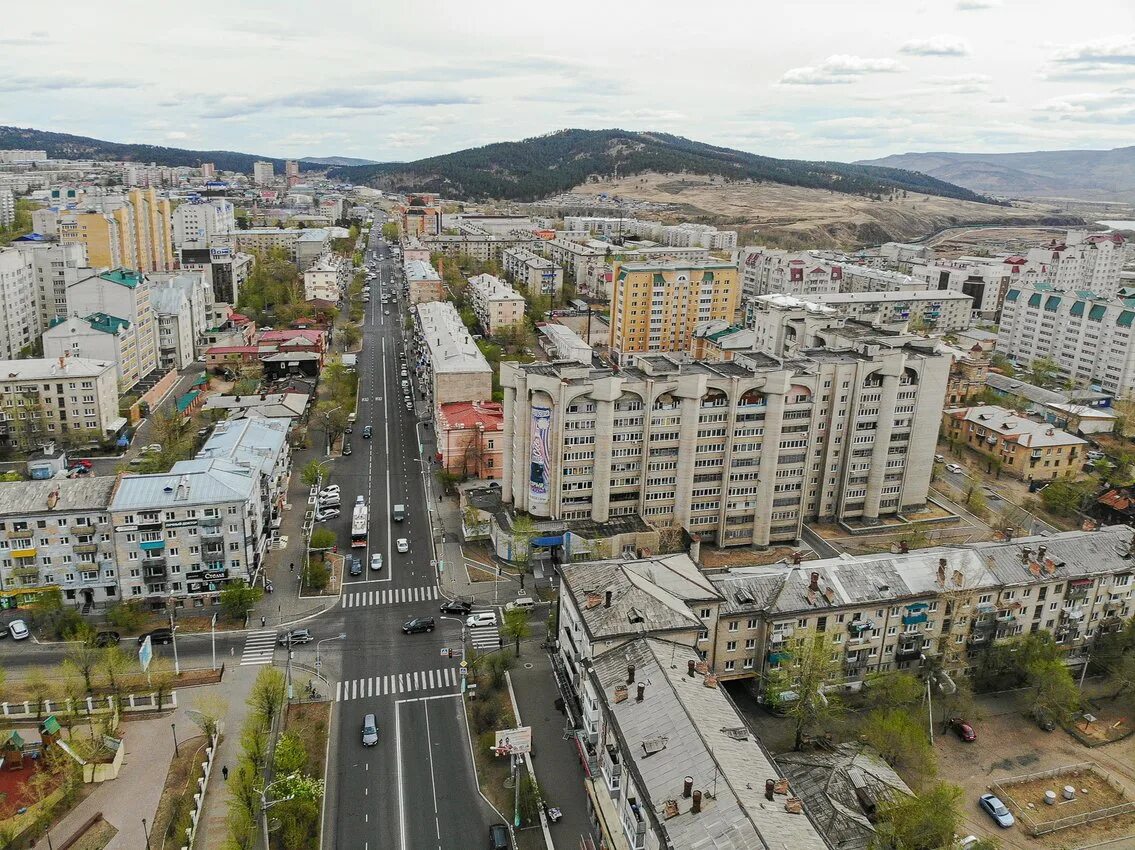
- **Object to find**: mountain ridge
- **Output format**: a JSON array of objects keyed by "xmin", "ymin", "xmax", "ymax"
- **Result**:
[
  {"xmin": 300, "ymin": 155, "xmax": 379, "ymax": 167},
  {"xmin": 327, "ymin": 128, "xmax": 996, "ymax": 204}
]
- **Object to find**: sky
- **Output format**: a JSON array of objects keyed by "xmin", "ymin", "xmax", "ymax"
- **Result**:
[{"xmin": 2, "ymin": 0, "xmax": 1134, "ymax": 164}]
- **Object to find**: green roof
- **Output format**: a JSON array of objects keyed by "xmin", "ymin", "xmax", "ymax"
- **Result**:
[
  {"xmin": 41, "ymin": 715, "xmax": 61, "ymax": 736},
  {"xmin": 1119, "ymin": 311, "xmax": 1134, "ymax": 328},
  {"xmin": 1044, "ymin": 296, "xmax": 1061, "ymax": 311},
  {"xmin": 1070, "ymin": 301, "xmax": 1085, "ymax": 317},
  {"xmin": 1005, "ymin": 289, "xmax": 1020, "ymax": 302},
  {"xmin": 1027, "ymin": 293, "xmax": 1042, "ymax": 308},
  {"xmin": 1089, "ymin": 304, "xmax": 1107, "ymax": 322},
  {"xmin": 176, "ymin": 390, "xmax": 200, "ymax": 413},
  {"xmin": 84, "ymin": 312, "xmax": 130, "ymax": 335},
  {"xmin": 98, "ymin": 268, "xmax": 144, "ymax": 289}
]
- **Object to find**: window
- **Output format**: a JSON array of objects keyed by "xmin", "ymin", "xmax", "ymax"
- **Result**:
[
  {"xmin": 728, "ymin": 620, "xmax": 739, "ymax": 632},
  {"xmin": 699, "ymin": 608, "xmax": 711, "ymax": 618},
  {"xmin": 723, "ymin": 660, "xmax": 735, "ymax": 672}
]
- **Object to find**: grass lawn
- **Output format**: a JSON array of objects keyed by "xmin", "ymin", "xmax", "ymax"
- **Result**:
[
  {"xmin": 284, "ymin": 700, "xmax": 332, "ymax": 780},
  {"xmin": 67, "ymin": 817, "xmax": 118, "ymax": 850},
  {"xmin": 149, "ymin": 733, "xmax": 209, "ymax": 850}
]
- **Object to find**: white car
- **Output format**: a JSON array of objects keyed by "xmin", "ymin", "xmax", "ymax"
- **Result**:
[
  {"xmin": 8, "ymin": 619, "xmax": 30, "ymax": 640},
  {"xmin": 371, "ymin": 553, "xmax": 384, "ymax": 571},
  {"xmin": 396, "ymin": 538, "xmax": 409, "ymax": 553},
  {"xmin": 319, "ymin": 485, "xmax": 340, "ymax": 496},
  {"xmin": 945, "ymin": 463, "xmax": 964, "ymax": 474},
  {"xmin": 315, "ymin": 509, "xmax": 340, "ymax": 521}
]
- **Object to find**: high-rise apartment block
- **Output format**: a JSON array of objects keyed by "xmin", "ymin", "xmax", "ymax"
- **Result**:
[
  {"xmin": 400, "ymin": 193, "xmax": 442, "ymax": 237},
  {"xmin": 13, "ymin": 241, "xmax": 89, "ymax": 327},
  {"xmin": 57, "ymin": 188, "xmax": 173, "ymax": 273},
  {"xmin": 1026, "ymin": 231, "xmax": 1126, "ymax": 298},
  {"xmin": 252, "ymin": 161, "xmax": 274, "ymax": 185},
  {"xmin": 0, "ymin": 247, "xmax": 44, "ymax": 359},
  {"xmin": 172, "ymin": 197, "xmax": 235, "ymax": 250},
  {"xmin": 502, "ymin": 298, "xmax": 948, "ymax": 545},
  {"xmin": 608, "ymin": 261, "xmax": 739, "ymax": 366},
  {"xmin": 0, "ymin": 188, "xmax": 14, "ymax": 228}
]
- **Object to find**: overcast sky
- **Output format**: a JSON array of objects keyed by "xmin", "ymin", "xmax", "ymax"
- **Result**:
[{"xmin": 3, "ymin": 0, "xmax": 1133, "ymax": 163}]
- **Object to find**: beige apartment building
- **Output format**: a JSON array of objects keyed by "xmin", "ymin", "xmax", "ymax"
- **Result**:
[
  {"xmin": 413, "ymin": 301, "xmax": 493, "ymax": 405},
  {"xmin": 942, "ymin": 405, "xmax": 1086, "ymax": 481},
  {"xmin": 0, "ymin": 356, "xmax": 121, "ymax": 450},
  {"xmin": 608, "ymin": 260, "xmax": 739, "ymax": 365},
  {"xmin": 502, "ymin": 307, "xmax": 949, "ymax": 546},
  {"xmin": 58, "ymin": 188, "xmax": 173, "ymax": 274},
  {"xmin": 467, "ymin": 273, "xmax": 524, "ymax": 336}
]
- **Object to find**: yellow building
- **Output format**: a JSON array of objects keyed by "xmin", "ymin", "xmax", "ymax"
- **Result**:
[
  {"xmin": 942, "ymin": 405, "xmax": 1087, "ymax": 481},
  {"xmin": 59, "ymin": 188, "xmax": 172, "ymax": 273},
  {"xmin": 608, "ymin": 260, "xmax": 739, "ymax": 365}
]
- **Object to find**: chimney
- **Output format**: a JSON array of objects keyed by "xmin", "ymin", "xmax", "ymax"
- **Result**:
[
  {"xmin": 899, "ymin": 540, "xmax": 909, "ymax": 554},
  {"xmin": 627, "ymin": 664, "xmax": 635, "ymax": 684},
  {"xmin": 809, "ymin": 571, "xmax": 820, "ymax": 592},
  {"xmin": 604, "ymin": 590, "xmax": 612, "ymax": 608},
  {"xmin": 1037, "ymin": 545, "xmax": 1047, "ymax": 561},
  {"xmin": 1020, "ymin": 547, "xmax": 1032, "ymax": 565},
  {"xmin": 689, "ymin": 535, "xmax": 701, "ymax": 564},
  {"xmin": 765, "ymin": 779, "xmax": 775, "ymax": 801},
  {"xmin": 791, "ymin": 551, "xmax": 804, "ymax": 565},
  {"xmin": 636, "ymin": 682, "xmax": 645, "ymax": 702},
  {"xmin": 684, "ymin": 777, "xmax": 694, "ymax": 798},
  {"xmin": 937, "ymin": 558, "xmax": 947, "ymax": 585},
  {"xmin": 687, "ymin": 660, "xmax": 696, "ymax": 678},
  {"xmin": 691, "ymin": 790, "xmax": 702, "ymax": 814}
]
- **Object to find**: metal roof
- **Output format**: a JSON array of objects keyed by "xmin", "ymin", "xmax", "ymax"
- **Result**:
[
  {"xmin": 0, "ymin": 477, "xmax": 117, "ymax": 516},
  {"xmin": 111, "ymin": 459, "xmax": 256, "ymax": 510}
]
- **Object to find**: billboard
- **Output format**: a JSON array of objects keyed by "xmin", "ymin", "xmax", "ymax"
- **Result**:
[
  {"xmin": 528, "ymin": 403, "xmax": 552, "ymax": 510},
  {"xmin": 493, "ymin": 726, "xmax": 532, "ymax": 757}
]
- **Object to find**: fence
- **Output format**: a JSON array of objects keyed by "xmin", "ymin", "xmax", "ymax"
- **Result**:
[
  {"xmin": 992, "ymin": 762, "xmax": 1135, "ymax": 837},
  {"xmin": 182, "ymin": 729, "xmax": 221, "ymax": 850},
  {"xmin": 0, "ymin": 690, "xmax": 178, "ymax": 721}
]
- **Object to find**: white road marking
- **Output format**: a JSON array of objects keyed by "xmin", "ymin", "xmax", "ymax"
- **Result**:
[
  {"xmin": 239, "ymin": 630, "xmax": 277, "ymax": 666},
  {"xmin": 339, "ymin": 585, "xmax": 438, "ymax": 608}
]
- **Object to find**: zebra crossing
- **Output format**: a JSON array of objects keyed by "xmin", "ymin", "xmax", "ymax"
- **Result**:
[
  {"xmin": 240, "ymin": 630, "xmax": 277, "ymax": 666},
  {"xmin": 468, "ymin": 623, "xmax": 503, "ymax": 651},
  {"xmin": 340, "ymin": 584, "xmax": 439, "ymax": 608},
  {"xmin": 336, "ymin": 667, "xmax": 461, "ymax": 702}
]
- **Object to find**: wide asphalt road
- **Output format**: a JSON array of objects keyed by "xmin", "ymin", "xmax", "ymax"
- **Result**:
[{"xmin": 322, "ymin": 216, "xmax": 498, "ymax": 850}]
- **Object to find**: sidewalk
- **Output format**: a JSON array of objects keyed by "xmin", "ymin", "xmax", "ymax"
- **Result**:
[{"xmin": 510, "ymin": 636, "xmax": 595, "ymax": 849}]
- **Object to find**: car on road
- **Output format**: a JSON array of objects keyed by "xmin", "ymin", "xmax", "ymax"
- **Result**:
[
  {"xmin": 141, "ymin": 443, "xmax": 163, "ymax": 454},
  {"xmin": 371, "ymin": 553, "xmax": 383, "ymax": 571},
  {"xmin": 93, "ymin": 631, "xmax": 120, "ymax": 647},
  {"xmin": 350, "ymin": 557, "xmax": 363, "ymax": 576},
  {"xmin": 278, "ymin": 629, "xmax": 314, "ymax": 647},
  {"xmin": 396, "ymin": 538, "xmax": 409, "ymax": 553},
  {"xmin": 402, "ymin": 616, "xmax": 435, "ymax": 634},
  {"xmin": 488, "ymin": 823, "xmax": 511, "ymax": 849},
  {"xmin": 362, "ymin": 425, "xmax": 373, "ymax": 439},
  {"xmin": 466, "ymin": 612, "xmax": 498, "ymax": 629},
  {"xmin": 342, "ymin": 441, "xmax": 352, "ymax": 456},
  {"xmin": 505, "ymin": 597, "xmax": 537, "ymax": 612},
  {"xmin": 384, "ymin": 310, "xmax": 390, "ymax": 316},
  {"xmin": 440, "ymin": 599, "xmax": 473, "ymax": 615},
  {"xmin": 979, "ymin": 793, "xmax": 1015, "ymax": 828},
  {"xmin": 362, "ymin": 713, "xmax": 379, "ymax": 747},
  {"xmin": 934, "ymin": 454, "xmax": 945, "ymax": 463},
  {"xmin": 138, "ymin": 628, "xmax": 173, "ymax": 645},
  {"xmin": 315, "ymin": 508, "xmax": 340, "ymax": 521},
  {"xmin": 945, "ymin": 463, "xmax": 964, "ymax": 474},
  {"xmin": 8, "ymin": 619, "xmax": 30, "ymax": 640},
  {"xmin": 949, "ymin": 717, "xmax": 976, "ymax": 742}
]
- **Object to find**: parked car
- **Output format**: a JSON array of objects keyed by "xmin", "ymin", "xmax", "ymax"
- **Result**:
[
  {"xmin": 93, "ymin": 631, "xmax": 120, "ymax": 647},
  {"xmin": 505, "ymin": 597, "xmax": 537, "ymax": 613},
  {"xmin": 350, "ymin": 557, "xmax": 363, "ymax": 576},
  {"xmin": 363, "ymin": 425, "xmax": 373, "ymax": 439},
  {"xmin": 396, "ymin": 538, "xmax": 409, "ymax": 553},
  {"xmin": 278, "ymin": 629, "xmax": 313, "ymax": 647},
  {"xmin": 138, "ymin": 628, "xmax": 173, "ymax": 645},
  {"xmin": 402, "ymin": 616, "xmax": 435, "ymax": 634},
  {"xmin": 949, "ymin": 717, "xmax": 976, "ymax": 742},
  {"xmin": 440, "ymin": 599, "xmax": 473, "ymax": 615},
  {"xmin": 1087, "ymin": 450, "xmax": 1105, "ymax": 461},
  {"xmin": 315, "ymin": 508, "xmax": 340, "ymax": 521},
  {"xmin": 934, "ymin": 454, "xmax": 945, "ymax": 463},
  {"xmin": 8, "ymin": 619, "xmax": 30, "ymax": 640},
  {"xmin": 319, "ymin": 485, "xmax": 340, "ymax": 497},
  {"xmin": 371, "ymin": 553, "xmax": 384, "ymax": 571},
  {"xmin": 488, "ymin": 823, "xmax": 511, "ymax": 850},
  {"xmin": 945, "ymin": 463, "xmax": 964, "ymax": 474},
  {"xmin": 362, "ymin": 713, "xmax": 379, "ymax": 747},
  {"xmin": 141, "ymin": 443, "xmax": 163, "ymax": 454},
  {"xmin": 979, "ymin": 793, "xmax": 1015, "ymax": 828},
  {"xmin": 1033, "ymin": 709, "xmax": 1057, "ymax": 731}
]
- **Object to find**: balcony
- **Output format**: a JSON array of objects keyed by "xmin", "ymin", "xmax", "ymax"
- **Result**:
[
  {"xmin": 11, "ymin": 546, "xmax": 36, "ymax": 559},
  {"xmin": 139, "ymin": 539, "xmax": 165, "ymax": 552},
  {"xmin": 144, "ymin": 564, "xmax": 167, "ymax": 580},
  {"xmin": 895, "ymin": 644, "xmax": 922, "ymax": 662},
  {"xmin": 142, "ymin": 555, "xmax": 166, "ymax": 567},
  {"xmin": 6, "ymin": 529, "xmax": 33, "ymax": 540},
  {"xmin": 200, "ymin": 526, "xmax": 224, "ymax": 540},
  {"xmin": 968, "ymin": 632, "xmax": 989, "ymax": 645},
  {"xmin": 974, "ymin": 601, "xmax": 996, "ymax": 615},
  {"xmin": 902, "ymin": 611, "xmax": 928, "ymax": 626},
  {"xmin": 73, "ymin": 543, "xmax": 98, "ymax": 555},
  {"xmin": 199, "ymin": 516, "xmax": 223, "ymax": 529},
  {"xmin": 768, "ymin": 649, "xmax": 791, "ymax": 665},
  {"xmin": 995, "ymin": 611, "xmax": 1016, "ymax": 625},
  {"xmin": 72, "ymin": 522, "xmax": 94, "ymax": 534}
]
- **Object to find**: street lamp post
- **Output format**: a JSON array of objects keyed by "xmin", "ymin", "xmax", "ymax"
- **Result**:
[
  {"xmin": 142, "ymin": 817, "xmax": 151, "ymax": 850},
  {"xmin": 171, "ymin": 722, "xmax": 179, "ymax": 757},
  {"xmin": 316, "ymin": 633, "xmax": 348, "ymax": 669},
  {"xmin": 169, "ymin": 610, "xmax": 181, "ymax": 676}
]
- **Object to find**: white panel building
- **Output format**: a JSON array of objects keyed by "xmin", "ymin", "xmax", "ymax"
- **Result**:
[{"xmin": 172, "ymin": 198, "xmax": 235, "ymax": 250}]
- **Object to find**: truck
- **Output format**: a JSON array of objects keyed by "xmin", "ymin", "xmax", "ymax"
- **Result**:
[
  {"xmin": 392, "ymin": 504, "xmax": 406, "ymax": 522},
  {"xmin": 351, "ymin": 496, "xmax": 368, "ymax": 547}
]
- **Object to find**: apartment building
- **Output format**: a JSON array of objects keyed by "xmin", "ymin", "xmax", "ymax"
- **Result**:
[
  {"xmin": 0, "ymin": 247, "xmax": 43, "ymax": 359},
  {"xmin": 502, "ymin": 245, "xmax": 563, "ymax": 296},
  {"xmin": 1027, "ymin": 231, "xmax": 1126, "ymax": 298},
  {"xmin": 47, "ymin": 268, "xmax": 159, "ymax": 390},
  {"xmin": 172, "ymin": 197, "xmax": 235, "ymax": 250},
  {"xmin": 179, "ymin": 246, "xmax": 253, "ymax": 306},
  {"xmin": 423, "ymin": 233, "xmax": 541, "ymax": 263},
  {"xmin": 0, "ymin": 187, "xmax": 13, "ymax": 228},
  {"xmin": 214, "ymin": 227, "xmax": 328, "ymax": 269},
  {"xmin": 564, "ymin": 216, "xmax": 738, "ymax": 250},
  {"xmin": 0, "ymin": 356, "xmax": 121, "ymax": 450},
  {"xmin": 435, "ymin": 401, "xmax": 505, "ymax": 479},
  {"xmin": 537, "ymin": 322, "xmax": 592, "ymax": 365},
  {"xmin": 807, "ymin": 289, "xmax": 974, "ymax": 332},
  {"xmin": 608, "ymin": 261, "xmax": 739, "ymax": 365},
  {"xmin": 150, "ymin": 274, "xmax": 211, "ymax": 371},
  {"xmin": 252, "ymin": 161, "xmax": 274, "ymax": 185},
  {"xmin": 910, "ymin": 257, "xmax": 1024, "ymax": 319},
  {"xmin": 11, "ymin": 241, "xmax": 88, "ymax": 327},
  {"xmin": 57, "ymin": 188, "xmax": 173, "ymax": 274},
  {"xmin": 997, "ymin": 281, "xmax": 1135, "ymax": 397},
  {"xmin": 400, "ymin": 192, "xmax": 442, "ymax": 237},
  {"xmin": 0, "ymin": 477, "xmax": 120, "ymax": 612},
  {"xmin": 404, "ymin": 259, "xmax": 444, "ymax": 305},
  {"xmin": 502, "ymin": 305, "xmax": 948, "ymax": 545},
  {"xmin": 413, "ymin": 301, "xmax": 493, "ymax": 405},
  {"xmin": 739, "ymin": 249, "xmax": 843, "ymax": 302},
  {"xmin": 303, "ymin": 255, "xmax": 348, "ymax": 302},
  {"xmin": 942, "ymin": 405, "xmax": 1086, "ymax": 481},
  {"xmin": 467, "ymin": 273, "xmax": 525, "ymax": 336}
]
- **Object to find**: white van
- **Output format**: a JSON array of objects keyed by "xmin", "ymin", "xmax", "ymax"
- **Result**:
[
  {"xmin": 466, "ymin": 611, "xmax": 498, "ymax": 629},
  {"xmin": 505, "ymin": 597, "xmax": 536, "ymax": 613}
]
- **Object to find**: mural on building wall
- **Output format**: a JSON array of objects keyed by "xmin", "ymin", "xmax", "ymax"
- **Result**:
[{"xmin": 529, "ymin": 402, "xmax": 552, "ymax": 508}]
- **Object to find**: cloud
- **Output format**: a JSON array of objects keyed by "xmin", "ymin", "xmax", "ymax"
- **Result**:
[
  {"xmin": 956, "ymin": 0, "xmax": 999, "ymax": 8},
  {"xmin": 199, "ymin": 88, "xmax": 480, "ymax": 119},
  {"xmin": 166, "ymin": 131, "xmax": 189, "ymax": 140},
  {"xmin": 1048, "ymin": 38, "xmax": 1135, "ymax": 77},
  {"xmin": 779, "ymin": 55, "xmax": 905, "ymax": 86},
  {"xmin": 900, "ymin": 36, "xmax": 970, "ymax": 57},
  {"xmin": 1038, "ymin": 87, "xmax": 1135, "ymax": 124},
  {"xmin": 0, "ymin": 74, "xmax": 144, "ymax": 93}
]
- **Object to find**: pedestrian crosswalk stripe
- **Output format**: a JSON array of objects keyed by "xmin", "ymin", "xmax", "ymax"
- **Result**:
[
  {"xmin": 240, "ymin": 631, "xmax": 277, "ymax": 666},
  {"xmin": 335, "ymin": 667, "xmax": 460, "ymax": 702},
  {"xmin": 467, "ymin": 623, "xmax": 503, "ymax": 650},
  {"xmin": 340, "ymin": 585, "xmax": 439, "ymax": 608}
]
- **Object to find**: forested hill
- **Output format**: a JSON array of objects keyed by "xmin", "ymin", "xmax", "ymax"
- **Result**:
[
  {"xmin": 328, "ymin": 129, "xmax": 993, "ymax": 203},
  {"xmin": 0, "ymin": 126, "xmax": 310, "ymax": 175}
]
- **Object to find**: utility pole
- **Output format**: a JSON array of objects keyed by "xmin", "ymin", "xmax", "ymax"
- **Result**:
[{"xmin": 169, "ymin": 609, "xmax": 181, "ymax": 676}]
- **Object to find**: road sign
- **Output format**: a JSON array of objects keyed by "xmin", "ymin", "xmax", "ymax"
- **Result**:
[
  {"xmin": 460, "ymin": 660, "xmax": 468, "ymax": 668},
  {"xmin": 440, "ymin": 647, "xmax": 450, "ymax": 656},
  {"xmin": 315, "ymin": 660, "xmax": 322, "ymax": 670},
  {"xmin": 138, "ymin": 635, "xmax": 153, "ymax": 672},
  {"xmin": 460, "ymin": 667, "xmax": 468, "ymax": 678}
]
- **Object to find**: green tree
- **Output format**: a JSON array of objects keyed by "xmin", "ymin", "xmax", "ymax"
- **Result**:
[
  {"xmin": 273, "ymin": 732, "xmax": 309, "ymax": 775},
  {"xmin": 1027, "ymin": 356, "xmax": 1062, "ymax": 389},
  {"xmin": 863, "ymin": 671, "xmax": 924, "ymax": 709},
  {"xmin": 1039, "ymin": 478, "xmax": 1091, "ymax": 517},
  {"xmin": 300, "ymin": 459, "xmax": 327, "ymax": 489},
  {"xmin": 64, "ymin": 641, "xmax": 103, "ymax": 693},
  {"xmin": 100, "ymin": 645, "xmax": 132, "ymax": 702},
  {"xmin": 861, "ymin": 708, "xmax": 937, "ymax": 790},
  {"xmin": 106, "ymin": 600, "xmax": 147, "ymax": 632},
  {"xmin": 502, "ymin": 607, "xmax": 531, "ymax": 657},
  {"xmin": 220, "ymin": 579, "xmax": 263, "ymax": 621},
  {"xmin": 1026, "ymin": 658, "xmax": 1080, "ymax": 723},
  {"xmin": 189, "ymin": 693, "xmax": 229, "ymax": 739},
  {"xmin": 765, "ymin": 629, "xmax": 843, "ymax": 751},
  {"xmin": 304, "ymin": 559, "xmax": 331, "ymax": 591},
  {"xmin": 339, "ymin": 323, "xmax": 361, "ymax": 348},
  {"xmin": 310, "ymin": 527, "xmax": 336, "ymax": 552},
  {"xmin": 873, "ymin": 782, "xmax": 964, "ymax": 850},
  {"xmin": 381, "ymin": 221, "xmax": 400, "ymax": 242},
  {"xmin": 509, "ymin": 513, "xmax": 537, "ymax": 589},
  {"xmin": 316, "ymin": 400, "xmax": 349, "ymax": 449},
  {"xmin": 247, "ymin": 666, "xmax": 286, "ymax": 725}
]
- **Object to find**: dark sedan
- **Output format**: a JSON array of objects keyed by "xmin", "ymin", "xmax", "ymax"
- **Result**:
[
  {"xmin": 440, "ymin": 599, "xmax": 473, "ymax": 615},
  {"xmin": 402, "ymin": 617, "xmax": 435, "ymax": 634}
]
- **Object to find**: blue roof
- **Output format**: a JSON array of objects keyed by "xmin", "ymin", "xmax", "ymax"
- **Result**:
[{"xmin": 12, "ymin": 232, "xmax": 48, "ymax": 242}]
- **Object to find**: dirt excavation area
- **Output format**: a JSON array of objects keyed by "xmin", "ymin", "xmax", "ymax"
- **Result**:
[{"xmin": 572, "ymin": 172, "xmax": 1056, "ymax": 248}]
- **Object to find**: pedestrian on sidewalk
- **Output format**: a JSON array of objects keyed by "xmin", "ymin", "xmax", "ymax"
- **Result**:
[
  {"xmin": 290, "ymin": 562, "xmax": 294, "ymax": 572},
  {"xmin": 222, "ymin": 765, "xmax": 228, "ymax": 781},
  {"xmin": 261, "ymin": 616, "xmax": 266, "ymax": 627}
]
